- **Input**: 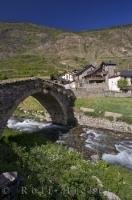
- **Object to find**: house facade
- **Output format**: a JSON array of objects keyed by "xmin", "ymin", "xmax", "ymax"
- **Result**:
[
  {"xmin": 61, "ymin": 72, "xmax": 74, "ymax": 82},
  {"xmin": 74, "ymin": 65, "xmax": 96, "ymax": 81},
  {"xmin": 108, "ymin": 76, "xmax": 121, "ymax": 92},
  {"xmin": 108, "ymin": 70, "xmax": 132, "ymax": 93},
  {"xmin": 75, "ymin": 61, "xmax": 116, "ymax": 85},
  {"xmin": 56, "ymin": 61, "xmax": 117, "ymax": 89}
]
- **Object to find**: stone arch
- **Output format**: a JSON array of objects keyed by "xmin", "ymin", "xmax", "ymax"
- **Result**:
[
  {"xmin": 5, "ymin": 91, "xmax": 67, "ymax": 128},
  {"xmin": 0, "ymin": 78, "xmax": 76, "ymax": 135}
]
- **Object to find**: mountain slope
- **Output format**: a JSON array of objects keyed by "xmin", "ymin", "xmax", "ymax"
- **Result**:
[{"xmin": 0, "ymin": 22, "xmax": 132, "ymax": 79}]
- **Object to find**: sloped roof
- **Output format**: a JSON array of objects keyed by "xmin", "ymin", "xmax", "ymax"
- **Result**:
[
  {"xmin": 75, "ymin": 64, "xmax": 95, "ymax": 76},
  {"xmin": 102, "ymin": 61, "xmax": 116, "ymax": 66},
  {"xmin": 120, "ymin": 70, "xmax": 132, "ymax": 77},
  {"xmin": 84, "ymin": 62, "xmax": 106, "ymax": 77}
]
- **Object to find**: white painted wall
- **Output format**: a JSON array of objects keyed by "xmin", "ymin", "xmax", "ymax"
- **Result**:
[
  {"xmin": 108, "ymin": 76, "xmax": 121, "ymax": 92},
  {"xmin": 64, "ymin": 82, "xmax": 76, "ymax": 89},
  {"xmin": 126, "ymin": 77, "xmax": 132, "ymax": 85},
  {"xmin": 61, "ymin": 73, "xmax": 74, "ymax": 81}
]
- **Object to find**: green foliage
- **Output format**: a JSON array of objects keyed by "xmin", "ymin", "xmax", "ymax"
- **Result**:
[
  {"xmin": 23, "ymin": 145, "xmax": 104, "ymax": 199},
  {"xmin": 50, "ymin": 71, "xmax": 60, "ymax": 80},
  {"xmin": 0, "ymin": 129, "xmax": 132, "ymax": 199},
  {"xmin": 117, "ymin": 79, "xmax": 128, "ymax": 90},
  {"xmin": 0, "ymin": 74, "xmax": 8, "ymax": 80}
]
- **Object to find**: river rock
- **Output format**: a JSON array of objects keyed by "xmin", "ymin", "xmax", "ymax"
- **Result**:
[
  {"xmin": 68, "ymin": 147, "xmax": 75, "ymax": 152},
  {"xmin": 0, "ymin": 171, "xmax": 22, "ymax": 199},
  {"xmin": 104, "ymin": 111, "xmax": 122, "ymax": 120},
  {"xmin": 103, "ymin": 191, "xmax": 121, "ymax": 200},
  {"xmin": 75, "ymin": 112, "xmax": 132, "ymax": 133},
  {"xmin": 56, "ymin": 140, "xmax": 65, "ymax": 145},
  {"xmin": 80, "ymin": 107, "xmax": 95, "ymax": 113},
  {"xmin": 91, "ymin": 154, "xmax": 100, "ymax": 162}
]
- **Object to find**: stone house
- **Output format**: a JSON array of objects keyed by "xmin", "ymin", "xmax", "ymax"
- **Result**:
[
  {"xmin": 108, "ymin": 70, "xmax": 132, "ymax": 92},
  {"xmin": 74, "ymin": 64, "xmax": 96, "ymax": 81},
  {"xmin": 75, "ymin": 61, "xmax": 116, "ymax": 85},
  {"xmin": 57, "ymin": 61, "xmax": 117, "ymax": 89}
]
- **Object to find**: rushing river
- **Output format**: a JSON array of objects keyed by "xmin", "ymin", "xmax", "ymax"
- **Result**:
[{"xmin": 7, "ymin": 118, "xmax": 132, "ymax": 170}]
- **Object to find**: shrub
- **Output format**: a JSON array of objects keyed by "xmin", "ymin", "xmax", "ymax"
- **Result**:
[
  {"xmin": 0, "ymin": 74, "xmax": 8, "ymax": 80},
  {"xmin": 117, "ymin": 78, "xmax": 128, "ymax": 90},
  {"xmin": 18, "ymin": 144, "xmax": 104, "ymax": 199},
  {"xmin": 1, "ymin": 129, "xmax": 132, "ymax": 200}
]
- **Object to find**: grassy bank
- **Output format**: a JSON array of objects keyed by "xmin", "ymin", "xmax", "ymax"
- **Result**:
[
  {"xmin": 14, "ymin": 96, "xmax": 132, "ymax": 124},
  {"xmin": 75, "ymin": 97, "xmax": 132, "ymax": 124},
  {"xmin": 0, "ymin": 128, "xmax": 132, "ymax": 199}
]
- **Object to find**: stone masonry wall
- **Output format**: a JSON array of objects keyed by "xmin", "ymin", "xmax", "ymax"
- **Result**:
[
  {"xmin": 75, "ymin": 111, "xmax": 132, "ymax": 133},
  {"xmin": 73, "ymin": 83, "xmax": 107, "ymax": 97}
]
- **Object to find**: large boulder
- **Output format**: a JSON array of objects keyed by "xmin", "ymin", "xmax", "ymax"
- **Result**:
[{"xmin": 0, "ymin": 171, "xmax": 22, "ymax": 199}]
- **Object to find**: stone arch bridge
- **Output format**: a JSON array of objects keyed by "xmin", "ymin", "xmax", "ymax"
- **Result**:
[{"xmin": 0, "ymin": 78, "xmax": 76, "ymax": 135}]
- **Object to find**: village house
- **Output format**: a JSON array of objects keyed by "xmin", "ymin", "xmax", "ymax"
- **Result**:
[
  {"xmin": 54, "ymin": 61, "xmax": 117, "ymax": 91},
  {"xmin": 108, "ymin": 70, "xmax": 132, "ymax": 93},
  {"xmin": 74, "ymin": 64, "xmax": 96, "ymax": 81},
  {"xmin": 79, "ymin": 61, "xmax": 116, "ymax": 84},
  {"xmin": 58, "ymin": 61, "xmax": 116, "ymax": 85}
]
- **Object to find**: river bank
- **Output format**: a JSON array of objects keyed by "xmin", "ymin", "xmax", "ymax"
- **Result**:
[
  {"xmin": 7, "ymin": 117, "xmax": 132, "ymax": 170},
  {"xmin": 14, "ymin": 96, "xmax": 132, "ymax": 133},
  {"xmin": 75, "ymin": 111, "xmax": 132, "ymax": 133},
  {"xmin": 14, "ymin": 108, "xmax": 132, "ymax": 133},
  {"xmin": 1, "ymin": 127, "xmax": 132, "ymax": 200}
]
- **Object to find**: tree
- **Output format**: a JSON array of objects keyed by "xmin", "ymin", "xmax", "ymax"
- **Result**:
[{"xmin": 117, "ymin": 78, "xmax": 128, "ymax": 90}]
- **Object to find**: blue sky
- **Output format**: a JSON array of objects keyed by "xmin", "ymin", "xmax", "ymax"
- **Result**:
[{"xmin": 0, "ymin": 0, "xmax": 132, "ymax": 31}]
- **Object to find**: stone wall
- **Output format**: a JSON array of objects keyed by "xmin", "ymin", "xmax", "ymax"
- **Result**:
[
  {"xmin": 73, "ymin": 85, "xmax": 132, "ymax": 98},
  {"xmin": 73, "ymin": 83, "xmax": 107, "ymax": 97},
  {"xmin": 75, "ymin": 111, "xmax": 132, "ymax": 133},
  {"xmin": 104, "ymin": 91, "xmax": 132, "ymax": 97}
]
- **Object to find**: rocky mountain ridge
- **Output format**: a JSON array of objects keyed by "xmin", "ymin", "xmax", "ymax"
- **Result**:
[{"xmin": 0, "ymin": 22, "xmax": 132, "ymax": 79}]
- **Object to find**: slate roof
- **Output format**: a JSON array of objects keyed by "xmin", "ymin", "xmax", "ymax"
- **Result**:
[
  {"xmin": 102, "ymin": 61, "xmax": 116, "ymax": 66},
  {"xmin": 75, "ymin": 64, "xmax": 95, "ymax": 76},
  {"xmin": 120, "ymin": 70, "xmax": 132, "ymax": 77}
]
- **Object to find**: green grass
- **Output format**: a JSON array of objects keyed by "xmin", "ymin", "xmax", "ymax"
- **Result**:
[
  {"xmin": 17, "ymin": 96, "xmax": 44, "ymax": 112},
  {"xmin": 0, "ymin": 54, "xmax": 68, "ymax": 80},
  {"xmin": 14, "ymin": 96, "xmax": 47, "ymax": 120},
  {"xmin": 0, "ymin": 128, "xmax": 132, "ymax": 199},
  {"xmin": 14, "ymin": 96, "xmax": 132, "ymax": 124},
  {"xmin": 75, "ymin": 97, "xmax": 132, "ymax": 123}
]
